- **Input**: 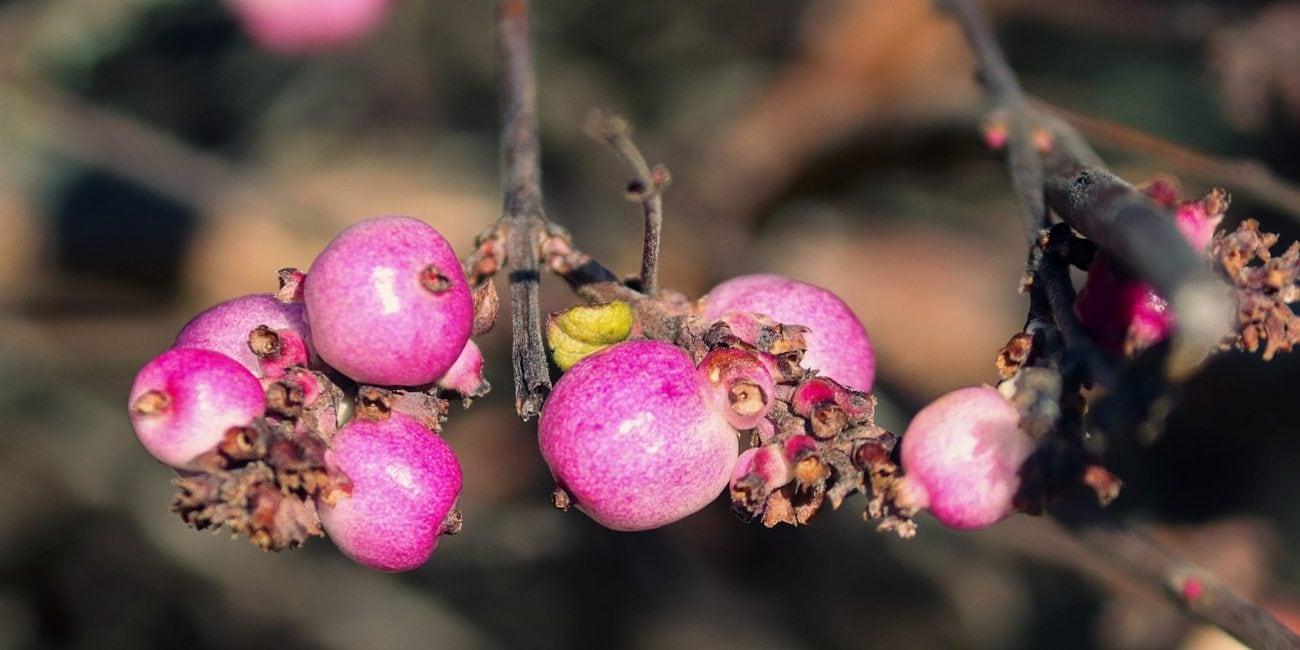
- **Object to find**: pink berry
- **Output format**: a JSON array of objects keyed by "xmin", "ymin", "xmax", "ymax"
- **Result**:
[
  {"xmin": 701, "ymin": 274, "xmax": 875, "ymax": 391},
  {"xmin": 897, "ymin": 386, "xmax": 1033, "ymax": 531},
  {"xmin": 224, "ymin": 0, "xmax": 392, "ymax": 55},
  {"xmin": 128, "ymin": 348, "xmax": 267, "ymax": 468},
  {"xmin": 304, "ymin": 216, "xmax": 473, "ymax": 386},
  {"xmin": 174, "ymin": 293, "xmax": 309, "ymax": 377},
  {"xmin": 538, "ymin": 340, "xmax": 740, "ymax": 531},
  {"xmin": 1076, "ymin": 188, "xmax": 1226, "ymax": 354},
  {"xmin": 317, "ymin": 412, "xmax": 463, "ymax": 572}
]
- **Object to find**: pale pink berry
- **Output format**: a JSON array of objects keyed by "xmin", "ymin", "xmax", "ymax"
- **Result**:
[
  {"xmin": 436, "ymin": 340, "xmax": 489, "ymax": 399},
  {"xmin": 128, "ymin": 348, "xmax": 267, "ymax": 468},
  {"xmin": 697, "ymin": 348, "xmax": 776, "ymax": 430},
  {"xmin": 897, "ymin": 386, "xmax": 1033, "ymax": 531},
  {"xmin": 304, "ymin": 216, "xmax": 473, "ymax": 386},
  {"xmin": 538, "ymin": 340, "xmax": 740, "ymax": 531},
  {"xmin": 174, "ymin": 293, "xmax": 309, "ymax": 377},
  {"xmin": 224, "ymin": 0, "xmax": 392, "ymax": 55},
  {"xmin": 317, "ymin": 412, "xmax": 463, "ymax": 572},
  {"xmin": 701, "ymin": 274, "xmax": 875, "ymax": 391}
]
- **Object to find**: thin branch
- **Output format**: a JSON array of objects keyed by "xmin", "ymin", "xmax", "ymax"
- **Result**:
[
  {"xmin": 1057, "ymin": 503, "xmax": 1300, "ymax": 650},
  {"xmin": 584, "ymin": 110, "xmax": 670, "ymax": 294},
  {"xmin": 496, "ymin": 0, "xmax": 550, "ymax": 420},
  {"xmin": 944, "ymin": 0, "xmax": 1232, "ymax": 380},
  {"xmin": 1040, "ymin": 101, "xmax": 1300, "ymax": 226}
]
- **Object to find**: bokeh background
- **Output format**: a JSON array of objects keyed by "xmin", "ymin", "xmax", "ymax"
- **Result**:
[{"xmin": 2, "ymin": 0, "xmax": 1299, "ymax": 647}]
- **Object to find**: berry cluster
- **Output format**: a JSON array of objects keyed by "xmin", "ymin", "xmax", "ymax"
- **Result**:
[
  {"xmin": 129, "ymin": 181, "xmax": 1300, "ymax": 569},
  {"xmin": 128, "ymin": 216, "xmax": 480, "ymax": 572}
]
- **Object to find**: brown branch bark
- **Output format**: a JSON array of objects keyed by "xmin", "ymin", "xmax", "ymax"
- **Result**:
[{"xmin": 496, "ymin": 0, "xmax": 552, "ymax": 420}]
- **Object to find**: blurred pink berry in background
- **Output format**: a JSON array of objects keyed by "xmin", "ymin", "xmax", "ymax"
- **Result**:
[{"xmin": 224, "ymin": 0, "xmax": 393, "ymax": 55}]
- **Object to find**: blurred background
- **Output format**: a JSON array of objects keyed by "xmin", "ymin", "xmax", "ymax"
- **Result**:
[{"xmin": 1, "ymin": 0, "xmax": 1299, "ymax": 647}]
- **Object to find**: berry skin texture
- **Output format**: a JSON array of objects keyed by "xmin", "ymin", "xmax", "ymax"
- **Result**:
[
  {"xmin": 317, "ymin": 412, "xmax": 463, "ymax": 572},
  {"xmin": 128, "ymin": 348, "xmax": 267, "ymax": 468},
  {"xmin": 897, "ymin": 386, "xmax": 1033, "ymax": 531},
  {"xmin": 174, "ymin": 293, "xmax": 309, "ymax": 377},
  {"xmin": 701, "ymin": 274, "xmax": 876, "ymax": 391},
  {"xmin": 224, "ymin": 0, "xmax": 391, "ymax": 55},
  {"xmin": 304, "ymin": 216, "xmax": 473, "ymax": 386},
  {"xmin": 539, "ymin": 340, "xmax": 740, "ymax": 531}
]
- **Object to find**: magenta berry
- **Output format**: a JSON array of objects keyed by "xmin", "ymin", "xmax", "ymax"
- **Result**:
[
  {"xmin": 697, "ymin": 348, "xmax": 776, "ymax": 430},
  {"xmin": 225, "ymin": 0, "xmax": 391, "ymax": 55},
  {"xmin": 539, "ymin": 340, "xmax": 740, "ymax": 531},
  {"xmin": 304, "ymin": 216, "xmax": 473, "ymax": 386},
  {"xmin": 174, "ymin": 293, "xmax": 309, "ymax": 377},
  {"xmin": 128, "ymin": 348, "xmax": 267, "ymax": 468},
  {"xmin": 897, "ymin": 386, "xmax": 1033, "ymax": 531},
  {"xmin": 1075, "ymin": 187, "xmax": 1226, "ymax": 354},
  {"xmin": 701, "ymin": 274, "xmax": 875, "ymax": 391},
  {"xmin": 436, "ymin": 340, "xmax": 489, "ymax": 398},
  {"xmin": 317, "ymin": 412, "xmax": 463, "ymax": 572}
]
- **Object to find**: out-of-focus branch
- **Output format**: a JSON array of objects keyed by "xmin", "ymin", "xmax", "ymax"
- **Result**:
[
  {"xmin": 942, "ymin": 0, "xmax": 1231, "ymax": 380},
  {"xmin": 941, "ymin": 1, "xmax": 1298, "ymax": 647},
  {"xmin": 1057, "ymin": 504, "xmax": 1300, "ymax": 650},
  {"xmin": 0, "ymin": 75, "xmax": 337, "ymax": 236},
  {"xmin": 584, "ymin": 110, "xmax": 670, "ymax": 295},
  {"xmin": 1040, "ymin": 101, "xmax": 1300, "ymax": 226}
]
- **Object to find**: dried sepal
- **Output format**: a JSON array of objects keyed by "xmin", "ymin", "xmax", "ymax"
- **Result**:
[{"xmin": 1213, "ymin": 219, "xmax": 1300, "ymax": 360}]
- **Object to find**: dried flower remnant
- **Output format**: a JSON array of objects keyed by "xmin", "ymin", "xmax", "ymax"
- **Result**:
[{"xmin": 1213, "ymin": 219, "xmax": 1300, "ymax": 360}]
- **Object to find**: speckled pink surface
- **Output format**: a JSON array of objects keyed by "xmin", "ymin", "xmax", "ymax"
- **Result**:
[
  {"xmin": 701, "ymin": 274, "xmax": 875, "ymax": 391},
  {"xmin": 900, "ymin": 386, "xmax": 1032, "ymax": 531},
  {"xmin": 318, "ymin": 412, "xmax": 462, "ymax": 572},
  {"xmin": 225, "ymin": 0, "xmax": 391, "ymax": 55},
  {"xmin": 539, "ymin": 340, "xmax": 740, "ymax": 531},
  {"xmin": 304, "ymin": 216, "xmax": 472, "ymax": 386},
  {"xmin": 173, "ymin": 293, "xmax": 309, "ymax": 376},
  {"xmin": 128, "ymin": 348, "xmax": 266, "ymax": 468}
]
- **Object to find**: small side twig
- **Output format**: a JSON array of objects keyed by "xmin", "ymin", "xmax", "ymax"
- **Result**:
[
  {"xmin": 1040, "ymin": 100, "xmax": 1300, "ymax": 226},
  {"xmin": 584, "ymin": 110, "xmax": 671, "ymax": 294}
]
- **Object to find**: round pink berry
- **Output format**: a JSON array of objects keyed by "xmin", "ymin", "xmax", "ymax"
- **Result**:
[
  {"xmin": 224, "ymin": 0, "xmax": 392, "ymax": 55},
  {"xmin": 898, "ymin": 386, "xmax": 1033, "ymax": 531},
  {"xmin": 317, "ymin": 412, "xmax": 463, "ymax": 572},
  {"xmin": 174, "ymin": 293, "xmax": 309, "ymax": 377},
  {"xmin": 128, "ymin": 348, "xmax": 267, "ymax": 468},
  {"xmin": 304, "ymin": 216, "xmax": 473, "ymax": 386},
  {"xmin": 539, "ymin": 340, "xmax": 740, "ymax": 531},
  {"xmin": 701, "ymin": 274, "xmax": 875, "ymax": 391}
]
